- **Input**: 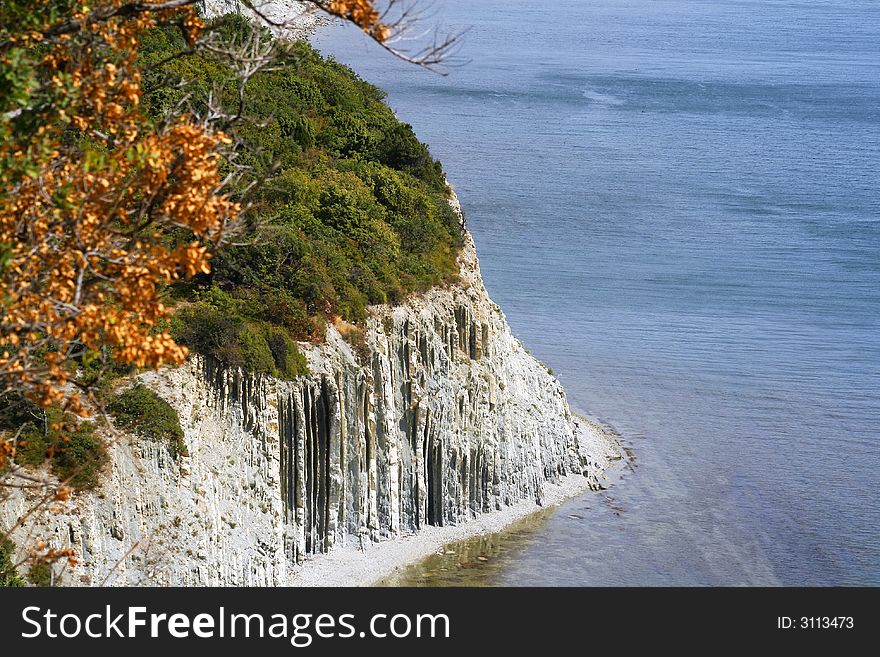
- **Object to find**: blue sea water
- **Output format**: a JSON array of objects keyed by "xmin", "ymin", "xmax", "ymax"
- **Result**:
[{"xmin": 316, "ymin": 0, "xmax": 880, "ymax": 585}]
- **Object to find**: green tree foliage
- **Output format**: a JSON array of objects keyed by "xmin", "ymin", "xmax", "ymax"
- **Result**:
[{"xmin": 140, "ymin": 16, "xmax": 462, "ymax": 364}]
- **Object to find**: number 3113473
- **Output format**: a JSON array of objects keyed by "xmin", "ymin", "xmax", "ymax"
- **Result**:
[{"xmin": 777, "ymin": 617, "xmax": 854, "ymax": 629}]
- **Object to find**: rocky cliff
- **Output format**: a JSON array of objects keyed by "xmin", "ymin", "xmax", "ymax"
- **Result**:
[
  {"xmin": 2, "ymin": 196, "xmax": 615, "ymax": 586},
  {"xmin": 199, "ymin": 0, "xmax": 319, "ymax": 39}
]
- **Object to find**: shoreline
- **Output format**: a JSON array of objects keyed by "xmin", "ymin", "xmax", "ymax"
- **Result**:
[
  {"xmin": 288, "ymin": 473, "xmax": 604, "ymax": 587},
  {"xmin": 271, "ymin": 7, "xmax": 625, "ymax": 588},
  {"xmin": 288, "ymin": 418, "xmax": 622, "ymax": 587}
]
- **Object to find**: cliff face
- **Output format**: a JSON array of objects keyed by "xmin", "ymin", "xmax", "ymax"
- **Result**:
[{"xmin": 2, "ymin": 209, "xmax": 614, "ymax": 586}]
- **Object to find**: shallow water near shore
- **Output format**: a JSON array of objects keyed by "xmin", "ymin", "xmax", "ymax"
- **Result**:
[
  {"xmin": 316, "ymin": 0, "xmax": 880, "ymax": 586},
  {"xmin": 375, "ymin": 507, "xmax": 559, "ymax": 587}
]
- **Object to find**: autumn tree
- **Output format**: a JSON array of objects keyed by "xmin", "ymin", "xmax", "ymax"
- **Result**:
[
  {"xmin": 0, "ymin": 1, "xmax": 240, "ymax": 581},
  {"xmin": 0, "ymin": 0, "xmax": 456, "ymax": 584},
  {"xmin": 0, "ymin": 0, "xmax": 457, "ymax": 410}
]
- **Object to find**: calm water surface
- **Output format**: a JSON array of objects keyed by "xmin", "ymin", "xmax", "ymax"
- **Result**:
[{"xmin": 316, "ymin": 0, "xmax": 880, "ymax": 585}]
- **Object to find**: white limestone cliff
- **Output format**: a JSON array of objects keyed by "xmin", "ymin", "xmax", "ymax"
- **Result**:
[
  {"xmin": 1, "ymin": 196, "xmax": 616, "ymax": 586},
  {"xmin": 199, "ymin": 0, "xmax": 320, "ymax": 40}
]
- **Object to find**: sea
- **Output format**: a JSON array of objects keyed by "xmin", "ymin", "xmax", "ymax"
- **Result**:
[{"xmin": 315, "ymin": 0, "xmax": 880, "ymax": 585}]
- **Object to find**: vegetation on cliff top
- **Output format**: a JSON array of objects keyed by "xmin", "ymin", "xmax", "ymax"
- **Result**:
[{"xmin": 143, "ymin": 16, "xmax": 462, "ymax": 374}]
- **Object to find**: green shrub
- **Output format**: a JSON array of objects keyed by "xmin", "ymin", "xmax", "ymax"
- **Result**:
[
  {"xmin": 171, "ymin": 303, "xmax": 309, "ymax": 379},
  {"xmin": 50, "ymin": 423, "xmax": 107, "ymax": 490},
  {"xmin": 108, "ymin": 383, "xmax": 187, "ymax": 458},
  {"xmin": 27, "ymin": 561, "xmax": 51, "ymax": 587},
  {"xmin": 71, "ymin": 349, "xmax": 136, "ymax": 398},
  {"xmin": 262, "ymin": 291, "xmax": 324, "ymax": 342},
  {"xmin": 284, "ymin": 115, "xmax": 316, "ymax": 149},
  {"xmin": 7, "ymin": 405, "xmax": 107, "ymax": 491},
  {"xmin": 376, "ymin": 123, "xmax": 447, "ymax": 190},
  {"xmin": 265, "ymin": 326, "xmax": 309, "ymax": 378},
  {"xmin": 0, "ymin": 538, "xmax": 24, "ymax": 588},
  {"xmin": 237, "ymin": 323, "xmax": 276, "ymax": 375},
  {"xmin": 0, "ymin": 393, "xmax": 41, "ymax": 433},
  {"xmin": 14, "ymin": 422, "xmax": 49, "ymax": 467},
  {"xmin": 171, "ymin": 302, "xmax": 242, "ymax": 358}
]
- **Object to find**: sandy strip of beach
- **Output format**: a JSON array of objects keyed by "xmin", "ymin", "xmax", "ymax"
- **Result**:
[{"xmin": 287, "ymin": 472, "xmax": 605, "ymax": 587}]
